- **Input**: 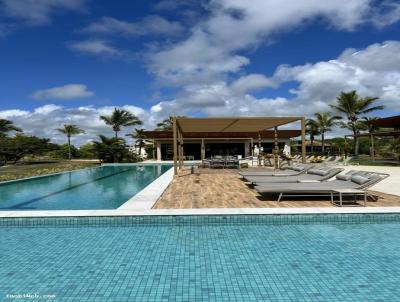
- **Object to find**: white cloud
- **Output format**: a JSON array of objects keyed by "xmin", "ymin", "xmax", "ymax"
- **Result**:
[
  {"xmin": 230, "ymin": 74, "xmax": 277, "ymax": 93},
  {"xmin": 0, "ymin": 109, "xmax": 29, "ymax": 119},
  {"xmin": 33, "ymin": 104, "xmax": 62, "ymax": 114},
  {"xmin": 0, "ymin": 104, "xmax": 148, "ymax": 145},
  {"xmin": 149, "ymin": 29, "xmax": 250, "ymax": 85},
  {"xmin": 147, "ymin": 0, "xmax": 377, "ymax": 86},
  {"xmin": 81, "ymin": 15, "xmax": 184, "ymax": 37},
  {"xmin": 68, "ymin": 39, "xmax": 122, "ymax": 57},
  {"xmin": 0, "ymin": 0, "xmax": 88, "ymax": 25},
  {"xmin": 371, "ymin": 1, "xmax": 400, "ymax": 28},
  {"xmin": 147, "ymin": 0, "xmax": 400, "ymax": 87},
  {"xmin": 31, "ymin": 84, "xmax": 94, "ymax": 100},
  {"xmin": 147, "ymin": 40, "xmax": 400, "ymax": 125}
]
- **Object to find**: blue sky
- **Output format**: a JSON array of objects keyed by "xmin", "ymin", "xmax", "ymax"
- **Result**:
[{"xmin": 1, "ymin": 0, "xmax": 400, "ymax": 144}]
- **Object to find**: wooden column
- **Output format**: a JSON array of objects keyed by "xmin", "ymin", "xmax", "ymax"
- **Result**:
[
  {"xmin": 179, "ymin": 130, "xmax": 184, "ymax": 168},
  {"xmin": 370, "ymin": 133, "xmax": 375, "ymax": 161},
  {"xmin": 156, "ymin": 141, "xmax": 161, "ymax": 161},
  {"xmin": 201, "ymin": 139, "xmax": 205, "ymax": 160},
  {"xmin": 177, "ymin": 129, "xmax": 181, "ymax": 168},
  {"xmin": 152, "ymin": 139, "xmax": 155, "ymax": 160},
  {"xmin": 274, "ymin": 126, "xmax": 279, "ymax": 170},
  {"xmin": 301, "ymin": 117, "xmax": 306, "ymax": 163},
  {"xmin": 173, "ymin": 116, "xmax": 178, "ymax": 175},
  {"xmin": 258, "ymin": 132, "xmax": 262, "ymax": 166}
]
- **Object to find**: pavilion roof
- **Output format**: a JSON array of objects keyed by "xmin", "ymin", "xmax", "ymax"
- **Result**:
[
  {"xmin": 371, "ymin": 115, "xmax": 400, "ymax": 128},
  {"xmin": 176, "ymin": 117, "xmax": 302, "ymax": 133}
]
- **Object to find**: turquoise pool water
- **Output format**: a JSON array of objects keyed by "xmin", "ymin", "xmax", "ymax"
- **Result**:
[
  {"xmin": 0, "ymin": 214, "xmax": 399, "ymax": 301},
  {"xmin": 0, "ymin": 164, "xmax": 171, "ymax": 210}
]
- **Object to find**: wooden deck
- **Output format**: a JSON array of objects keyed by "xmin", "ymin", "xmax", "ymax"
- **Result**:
[{"xmin": 154, "ymin": 167, "xmax": 400, "ymax": 209}]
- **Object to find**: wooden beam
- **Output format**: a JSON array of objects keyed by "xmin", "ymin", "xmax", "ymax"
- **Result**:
[
  {"xmin": 173, "ymin": 116, "xmax": 178, "ymax": 175},
  {"xmin": 301, "ymin": 117, "xmax": 306, "ymax": 163}
]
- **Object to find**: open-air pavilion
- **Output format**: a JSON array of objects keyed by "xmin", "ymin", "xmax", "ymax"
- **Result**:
[
  {"xmin": 368, "ymin": 115, "xmax": 400, "ymax": 161},
  {"xmin": 344, "ymin": 115, "xmax": 400, "ymax": 161},
  {"xmin": 170, "ymin": 116, "xmax": 306, "ymax": 175}
]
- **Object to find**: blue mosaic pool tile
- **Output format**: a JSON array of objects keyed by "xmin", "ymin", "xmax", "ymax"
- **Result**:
[{"xmin": 1, "ymin": 214, "xmax": 400, "ymax": 301}]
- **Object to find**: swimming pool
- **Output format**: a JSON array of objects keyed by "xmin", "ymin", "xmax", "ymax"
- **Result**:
[
  {"xmin": 1, "ymin": 214, "xmax": 399, "ymax": 301},
  {"xmin": 0, "ymin": 164, "xmax": 171, "ymax": 210}
]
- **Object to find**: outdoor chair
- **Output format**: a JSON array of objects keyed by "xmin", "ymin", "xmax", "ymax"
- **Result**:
[
  {"xmin": 225, "ymin": 156, "xmax": 239, "ymax": 169},
  {"xmin": 210, "ymin": 156, "xmax": 225, "ymax": 169},
  {"xmin": 201, "ymin": 158, "xmax": 211, "ymax": 168}
]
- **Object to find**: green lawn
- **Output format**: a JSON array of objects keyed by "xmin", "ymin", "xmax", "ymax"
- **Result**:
[{"xmin": 0, "ymin": 160, "xmax": 100, "ymax": 182}]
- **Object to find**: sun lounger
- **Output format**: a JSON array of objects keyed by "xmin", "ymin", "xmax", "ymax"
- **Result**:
[
  {"xmin": 239, "ymin": 163, "xmax": 314, "ymax": 178},
  {"xmin": 254, "ymin": 171, "xmax": 389, "ymax": 202},
  {"xmin": 244, "ymin": 167, "xmax": 343, "ymax": 184}
]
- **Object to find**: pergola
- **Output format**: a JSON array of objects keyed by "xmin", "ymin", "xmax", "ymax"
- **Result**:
[
  {"xmin": 344, "ymin": 115, "xmax": 400, "ymax": 160},
  {"xmin": 364, "ymin": 115, "xmax": 399, "ymax": 160},
  {"xmin": 172, "ymin": 116, "xmax": 306, "ymax": 175}
]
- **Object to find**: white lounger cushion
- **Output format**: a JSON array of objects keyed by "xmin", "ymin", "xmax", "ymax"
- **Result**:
[
  {"xmin": 308, "ymin": 168, "xmax": 329, "ymax": 176},
  {"xmin": 336, "ymin": 174, "xmax": 352, "ymax": 181},
  {"xmin": 351, "ymin": 175, "xmax": 370, "ymax": 185},
  {"xmin": 292, "ymin": 166, "xmax": 304, "ymax": 171}
]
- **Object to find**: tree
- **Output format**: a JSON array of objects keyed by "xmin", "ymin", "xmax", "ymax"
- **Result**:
[
  {"xmin": 305, "ymin": 119, "xmax": 320, "ymax": 153},
  {"xmin": 313, "ymin": 112, "xmax": 341, "ymax": 153},
  {"xmin": 326, "ymin": 137, "xmax": 349, "ymax": 156},
  {"xmin": 155, "ymin": 116, "xmax": 186, "ymax": 130},
  {"xmin": 78, "ymin": 143, "xmax": 97, "ymax": 159},
  {"xmin": 0, "ymin": 134, "xmax": 53, "ymax": 165},
  {"xmin": 56, "ymin": 124, "xmax": 85, "ymax": 160},
  {"xmin": 92, "ymin": 135, "xmax": 133, "ymax": 163},
  {"xmin": 100, "ymin": 108, "xmax": 142, "ymax": 137},
  {"xmin": 330, "ymin": 90, "xmax": 383, "ymax": 156},
  {"xmin": 126, "ymin": 128, "xmax": 148, "ymax": 159},
  {"xmin": 0, "ymin": 119, "xmax": 22, "ymax": 137},
  {"xmin": 360, "ymin": 117, "xmax": 379, "ymax": 160},
  {"xmin": 382, "ymin": 138, "xmax": 400, "ymax": 161}
]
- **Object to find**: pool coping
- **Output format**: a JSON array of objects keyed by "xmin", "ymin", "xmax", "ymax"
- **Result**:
[
  {"xmin": 117, "ymin": 167, "xmax": 174, "ymax": 210},
  {"xmin": 1, "ymin": 206, "xmax": 400, "ymax": 218}
]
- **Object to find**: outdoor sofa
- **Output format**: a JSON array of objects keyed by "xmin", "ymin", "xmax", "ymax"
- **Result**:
[{"xmin": 201, "ymin": 156, "xmax": 240, "ymax": 169}]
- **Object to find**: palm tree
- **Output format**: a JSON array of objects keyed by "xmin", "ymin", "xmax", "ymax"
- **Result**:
[
  {"xmin": 0, "ymin": 119, "xmax": 22, "ymax": 137},
  {"xmin": 155, "ymin": 116, "xmax": 186, "ymax": 130},
  {"xmin": 360, "ymin": 117, "xmax": 379, "ymax": 160},
  {"xmin": 330, "ymin": 90, "xmax": 384, "ymax": 156},
  {"xmin": 126, "ymin": 128, "xmax": 147, "ymax": 159},
  {"xmin": 305, "ymin": 119, "xmax": 320, "ymax": 153},
  {"xmin": 92, "ymin": 135, "xmax": 128, "ymax": 163},
  {"xmin": 56, "ymin": 124, "xmax": 85, "ymax": 160},
  {"xmin": 313, "ymin": 112, "xmax": 342, "ymax": 154},
  {"xmin": 100, "ymin": 108, "xmax": 142, "ymax": 137}
]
